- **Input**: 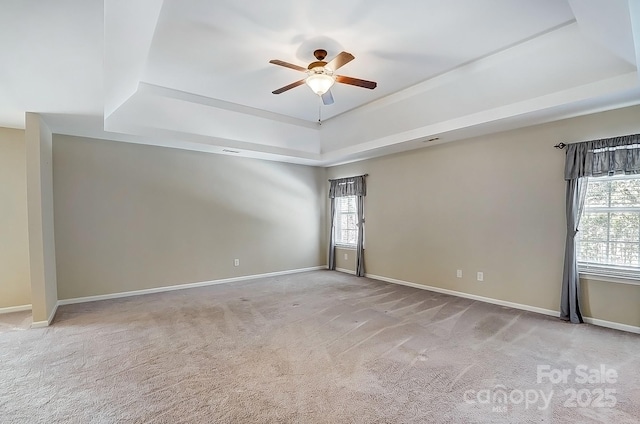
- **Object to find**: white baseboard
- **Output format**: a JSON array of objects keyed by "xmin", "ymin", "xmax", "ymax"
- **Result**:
[
  {"xmin": 365, "ymin": 273, "xmax": 640, "ymax": 335},
  {"xmin": 365, "ymin": 273, "xmax": 559, "ymax": 317},
  {"xmin": 31, "ymin": 302, "xmax": 59, "ymax": 329},
  {"xmin": 582, "ymin": 317, "xmax": 640, "ymax": 334},
  {"xmin": 0, "ymin": 304, "xmax": 31, "ymax": 315},
  {"xmin": 58, "ymin": 266, "xmax": 326, "ymax": 306},
  {"xmin": 28, "ymin": 267, "xmax": 639, "ymax": 335}
]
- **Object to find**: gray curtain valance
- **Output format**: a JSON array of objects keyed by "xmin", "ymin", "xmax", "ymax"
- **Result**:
[
  {"xmin": 329, "ymin": 176, "xmax": 367, "ymax": 198},
  {"xmin": 564, "ymin": 134, "xmax": 640, "ymax": 180}
]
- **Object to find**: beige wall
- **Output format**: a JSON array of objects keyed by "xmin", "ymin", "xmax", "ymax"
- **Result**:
[
  {"xmin": 580, "ymin": 277, "xmax": 640, "ymax": 326},
  {"xmin": 25, "ymin": 114, "xmax": 58, "ymax": 323},
  {"xmin": 53, "ymin": 135, "xmax": 326, "ymax": 300},
  {"xmin": 335, "ymin": 247, "xmax": 356, "ymax": 273},
  {"xmin": 0, "ymin": 127, "xmax": 31, "ymax": 309},
  {"xmin": 327, "ymin": 105, "xmax": 640, "ymax": 328}
]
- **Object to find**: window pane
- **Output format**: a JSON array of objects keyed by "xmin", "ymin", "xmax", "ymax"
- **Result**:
[
  {"xmin": 584, "ymin": 180, "xmax": 609, "ymax": 207},
  {"xmin": 579, "ymin": 213, "xmax": 608, "ymax": 241},
  {"xmin": 338, "ymin": 196, "xmax": 355, "ymax": 212},
  {"xmin": 608, "ymin": 242, "xmax": 639, "ymax": 266},
  {"xmin": 339, "ymin": 229, "xmax": 357, "ymax": 245},
  {"xmin": 609, "ymin": 212, "xmax": 639, "ymax": 242},
  {"xmin": 340, "ymin": 215, "xmax": 348, "ymax": 229},
  {"xmin": 578, "ymin": 241, "xmax": 607, "ymax": 264},
  {"xmin": 340, "ymin": 214, "xmax": 355, "ymax": 229},
  {"xmin": 348, "ymin": 198, "xmax": 356, "ymax": 212},
  {"xmin": 610, "ymin": 178, "xmax": 640, "ymax": 207}
]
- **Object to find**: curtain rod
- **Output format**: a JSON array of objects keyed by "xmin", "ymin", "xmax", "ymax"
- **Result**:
[
  {"xmin": 554, "ymin": 143, "xmax": 567, "ymax": 149},
  {"xmin": 328, "ymin": 173, "xmax": 368, "ymax": 182}
]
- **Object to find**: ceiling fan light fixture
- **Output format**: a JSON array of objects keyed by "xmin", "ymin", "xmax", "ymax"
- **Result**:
[
  {"xmin": 305, "ymin": 68, "xmax": 335, "ymax": 95},
  {"xmin": 270, "ymin": 50, "xmax": 376, "ymax": 101}
]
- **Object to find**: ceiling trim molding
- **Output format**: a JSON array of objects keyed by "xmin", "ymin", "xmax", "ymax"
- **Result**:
[
  {"xmin": 320, "ymin": 19, "xmax": 578, "ymax": 124},
  {"xmin": 630, "ymin": 0, "xmax": 640, "ymax": 73},
  {"xmin": 320, "ymin": 71, "xmax": 640, "ymax": 165},
  {"xmin": 568, "ymin": 0, "xmax": 638, "ymax": 66},
  {"xmin": 136, "ymin": 82, "xmax": 320, "ymax": 130},
  {"xmin": 104, "ymin": 0, "xmax": 164, "ymax": 119}
]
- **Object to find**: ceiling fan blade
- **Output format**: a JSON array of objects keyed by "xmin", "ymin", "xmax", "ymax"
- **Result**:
[
  {"xmin": 321, "ymin": 90, "xmax": 334, "ymax": 105},
  {"xmin": 335, "ymin": 75, "xmax": 377, "ymax": 89},
  {"xmin": 325, "ymin": 51, "xmax": 355, "ymax": 71},
  {"xmin": 269, "ymin": 59, "xmax": 307, "ymax": 72},
  {"xmin": 272, "ymin": 79, "xmax": 305, "ymax": 94}
]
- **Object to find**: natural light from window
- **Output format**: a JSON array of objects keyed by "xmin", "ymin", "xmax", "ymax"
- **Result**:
[
  {"xmin": 335, "ymin": 195, "xmax": 357, "ymax": 246},
  {"xmin": 578, "ymin": 174, "xmax": 640, "ymax": 279}
]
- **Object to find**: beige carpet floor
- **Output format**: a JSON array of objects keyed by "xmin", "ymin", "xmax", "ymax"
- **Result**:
[
  {"xmin": 0, "ymin": 310, "xmax": 31, "ymax": 333},
  {"xmin": 1, "ymin": 270, "xmax": 639, "ymax": 423}
]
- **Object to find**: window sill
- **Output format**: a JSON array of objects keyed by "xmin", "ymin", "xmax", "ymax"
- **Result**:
[
  {"xmin": 334, "ymin": 245, "xmax": 356, "ymax": 250},
  {"xmin": 579, "ymin": 272, "xmax": 640, "ymax": 286}
]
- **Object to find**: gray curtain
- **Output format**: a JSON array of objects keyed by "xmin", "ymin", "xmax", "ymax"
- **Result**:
[
  {"xmin": 328, "ymin": 198, "xmax": 336, "ymax": 270},
  {"xmin": 561, "ymin": 133, "xmax": 640, "ymax": 323},
  {"xmin": 561, "ymin": 177, "xmax": 587, "ymax": 323},
  {"xmin": 328, "ymin": 175, "xmax": 367, "ymax": 276},
  {"xmin": 356, "ymin": 194, "xmax": 365, "ymax": 277}
]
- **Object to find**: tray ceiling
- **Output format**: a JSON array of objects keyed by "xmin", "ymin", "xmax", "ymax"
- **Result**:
[{"xmin": 0, "ymin": 0, "xmax": 638, "ymax": 165}]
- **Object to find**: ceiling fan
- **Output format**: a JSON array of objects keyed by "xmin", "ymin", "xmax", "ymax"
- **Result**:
[{"xmin": 269, "ymin": 49, "xmax": 377, "ymax": 105}]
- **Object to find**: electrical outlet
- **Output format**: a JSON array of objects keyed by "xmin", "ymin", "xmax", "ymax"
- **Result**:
[
  {"xmin": 477, "ymin": 272, "xmax": 484, "ymax": 282},
  {"xmin": 344, "ymin": 253, "xmax": 348, "ymax": 260},
  {"xmin": 234, "ymin": 259, "xmax": 239, "ymax": 267},
  {"xmin": 456, "ymin": 269, "xmax": 463, "ymax": 278}
]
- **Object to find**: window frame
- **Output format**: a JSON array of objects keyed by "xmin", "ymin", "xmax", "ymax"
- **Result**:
[
  {"xmin": 334, "ymin": 195, "xmax": 358, "ymax": 248},
  {"xmin": 577, "ymin": 174, "xmax": 640, "ymax": 284}
]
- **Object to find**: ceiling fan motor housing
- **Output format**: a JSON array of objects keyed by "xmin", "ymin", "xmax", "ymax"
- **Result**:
[
  {"xmin": 313, "ymin": 49, "xmax": 328, "ymax": 60},
  {"xmin": 308, "ymin": 61, "xmax": 328, "ymax": 70},
  {"xmin": 308, "ymin": 49, "xmax": 329, "ymax": 71}
]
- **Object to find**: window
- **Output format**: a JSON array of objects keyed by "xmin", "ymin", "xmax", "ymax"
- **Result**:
[
  {"xmin": 335, "ymin": 195, "xmax": 358, "ymax": 246},
  {"xmin": 578, "ymin": 174, "xmax": 640, "ymax": 279}
]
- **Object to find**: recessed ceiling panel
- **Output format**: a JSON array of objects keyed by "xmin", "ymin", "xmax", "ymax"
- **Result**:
[{"xmin": 143, "ymin": 0, "xmax": 576, "ymax": 122}]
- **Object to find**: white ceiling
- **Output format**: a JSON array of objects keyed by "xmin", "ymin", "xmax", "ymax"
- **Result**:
[{"xmin": 0, "ymin": 0, "xmax": 638, "ymax": 166}]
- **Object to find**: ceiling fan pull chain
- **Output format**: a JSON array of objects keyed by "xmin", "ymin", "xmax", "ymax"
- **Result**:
[{"xmin": 318, "ymin": 99, "xmax": 322, "ymax": 125}]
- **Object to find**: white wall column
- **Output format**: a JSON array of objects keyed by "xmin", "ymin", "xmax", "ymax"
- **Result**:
[{"xmin": 25, "ymin": 113, "xmax": 58, "ymax": 326}]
